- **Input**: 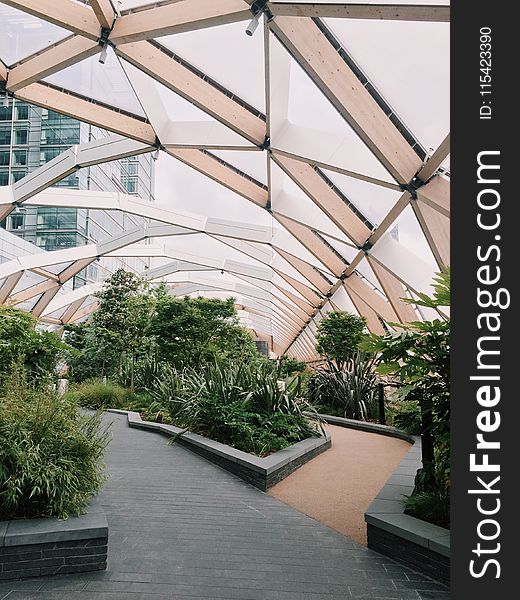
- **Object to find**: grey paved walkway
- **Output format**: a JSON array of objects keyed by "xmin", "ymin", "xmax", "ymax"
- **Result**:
[{"xmin": 0, "ymin": 414, "xmax": 450, "ymax": 600}]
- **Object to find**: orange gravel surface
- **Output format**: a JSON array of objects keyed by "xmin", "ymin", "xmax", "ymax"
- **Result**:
[{"xmin": 268, "ymin": 424, "xmax": 411, "ymax": 545}]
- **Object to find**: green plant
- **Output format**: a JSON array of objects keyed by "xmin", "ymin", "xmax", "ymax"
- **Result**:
[
  {"xmin": 362, "ymin": 269, "xmax": 450, "ymax": 504},
  {"xmin": 404, "ymin": 488, "xmax": 450, "ymax": 529},
  {"xmin": 392, "ymin": 400, "xmax": 421, "ymax": 435},
  {"xmin": 277, "ymin": 355, "xmax": 307, "ymax": 377},
  {"xmin": 64, "ymin": 270, "xmax": 156, "ymax": 387},
  {"xmin": 315, "ymin": 311, "xmax": 367, "ymax": 366},
  {"xmin": 0, "ymin": 364, "xmax": 109, "ymax": 520},
  {"xmin": 67, "ymin": 379, "xmax": 136, "ymax": 410},
  {"xmin": 308, "ymin": 352, "xmax": 379, "ymax": 420},
  {"xmin": 123, "ymin": 392, "xmax": 173, "ymax": 424},
  {"xmin": 147, "ymin": 360, "xmax": 321, "ymax": 456},
  {"xmin": 151, "ymin": 296, "xmax": 260, "ymax": 369},
  {"xmin": 0, "ymin": 306, "xmax": 67, "ymax": 383}
]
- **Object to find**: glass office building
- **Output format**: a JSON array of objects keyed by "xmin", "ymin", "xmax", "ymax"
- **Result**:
[{"xmin": 0, "ymin": 98, "xmax": 155, "ymax": 287}]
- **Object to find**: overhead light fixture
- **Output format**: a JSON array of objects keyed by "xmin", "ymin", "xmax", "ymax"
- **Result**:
[
  {"xmin": 98, "ymin": 28, "xmax": 111, "ymax": 64},
  {"xmin": 245, "ymin": 12, "xmax": 260, "ymax": 37},
  {"xmin": 2, "ymin": 93, "xmax": 8, "ymax": 108},
  {"xmin": 99, "ymin": 43, "xmax": 109, "ymax": 64}
]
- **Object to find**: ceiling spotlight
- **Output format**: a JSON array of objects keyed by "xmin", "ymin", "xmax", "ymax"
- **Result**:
[
  {"xmin": 2, "ymin": 94, "xmax": 8, "ymax": 108},
  {"xmin": 245, "ymin": 12, "xmax": 260, "ymax": 37},
  {"xmin": 99, "ymin": 43, "xmax": 109, "ymax": 64}
]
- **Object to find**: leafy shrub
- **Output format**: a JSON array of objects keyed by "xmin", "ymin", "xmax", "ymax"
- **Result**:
[
  {"xmin": 277, "ymin": 355, "xmax": 307, "ymax": 377},
  {"xmin": 147, "ymin": 360, "xmax": 321, "ymax": 456},
  {"xmin": 392, "ymin": 400, "xmax": 422, "ymax": 434},
  {"xmin": 119, "ymin": 351, "xmax": 163, "ymax": 392},
  {"xmin": 0, "ymin": 306, "xmax": 67, "ymax": 382},
  {"xmin": 307, "ymin": 352, "xmax": 379, "ymax": 420},
  {"xmin": 0, "ymin": 366, "xmax": 109, "ymax": 520},
  {"xmin": 123, "ymin": 392, "xmax": 173, "ymax": 424},
  {"xmin": 404, "ymin": 487, "xmax": 450, "ymax": 529},
  {"xmin": 151, "ymin": 296, "xmax": 260, "ymax": 369},
  {"xmin": 67, "ymin": 379, "xmax": 136, "ymax": 410},
  {"xmin": 363, "ymin": 269, "xmax": 450, "ymax": 495}
]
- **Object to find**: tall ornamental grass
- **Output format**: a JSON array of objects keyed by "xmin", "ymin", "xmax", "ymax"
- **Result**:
[{"xmin": 0, "ymin": 366, "xmax": 109, "ymax": 520}]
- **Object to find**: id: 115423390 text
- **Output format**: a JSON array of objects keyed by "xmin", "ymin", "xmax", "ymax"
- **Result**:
[{"xmin": 480, "ymin": 27, "xmax": 492, "ymax": 120}]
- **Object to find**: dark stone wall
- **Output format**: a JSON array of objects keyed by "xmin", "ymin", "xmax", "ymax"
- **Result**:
[
  {"xmin": 367, "ymin": 524, "xmax": 449, "ymax": 584},
  {"xmin": 0, "ymin": 536, "xmax": 107, "ymax": 582},
  {"xmin": 177, "ymin": 437, "xmax": 331, "ymax": 491}
]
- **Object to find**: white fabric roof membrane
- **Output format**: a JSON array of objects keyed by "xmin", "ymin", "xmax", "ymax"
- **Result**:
[{"xmin": 0, "ymin": 0, "xmax": 450, "ymax": 359}]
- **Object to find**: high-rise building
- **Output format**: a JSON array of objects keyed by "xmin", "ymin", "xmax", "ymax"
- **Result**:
[{"xmin": 0, "ymin": 98, "xmax": 155, "ymax": 288}]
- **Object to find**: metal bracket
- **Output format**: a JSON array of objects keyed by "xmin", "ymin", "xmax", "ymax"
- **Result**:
[
  {"xmin": 399, "ymin": 176, "xmax": 425, "ymax": 200},
  {"xmin": 260, "ymin": 135, "xmax": 270, "ymax": 150},
  {"xmin": 250, "ymin": 0, "xmax": 269, "ymax": 15},
  {"xmin": 99, "ymin": 27, "xmax": 111, "ymax": 46},
  {"xmin": 361, "ymin": 240, "xmax": 373, "ymax": 254}
]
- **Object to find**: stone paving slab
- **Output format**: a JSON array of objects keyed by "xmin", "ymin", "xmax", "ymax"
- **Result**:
[{"xmin": 0, "ymin": 414, "xmax": 450, "ymax": 600}]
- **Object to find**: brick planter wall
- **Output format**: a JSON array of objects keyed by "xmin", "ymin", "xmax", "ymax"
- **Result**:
[
  {"xmin": 364, "ymin": 437, "xmax": 450, "ymax": 583},
  {"xmin": 0, "ymin": 509, "xmax": 108, "ymax": 582},
  {"xmin": 110, "ymin": 410, "xmax": 331, "ymax": 491}
]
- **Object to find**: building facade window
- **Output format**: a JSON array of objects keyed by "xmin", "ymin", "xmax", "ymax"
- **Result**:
[
  {"xmin": 13, "ymin": 150, "xmax": 27, "ymax": 166},
  {"xmin": 15, "ymin": 105, "xmax": 29, "ymax": 120},
  {"xmin": 0, "ymin": 128, "xmax": 11, "ymax": 145},
  {"xmin": 0, "ymin": 107, "xmax": 13, "ymax": 121},
  {"xmin": 9, "ymin": 213, "xmax": 24, "ymax": 230},
  {"xmin": 14, "ymin": 128, "xmax": 28, "ymax": 145}
]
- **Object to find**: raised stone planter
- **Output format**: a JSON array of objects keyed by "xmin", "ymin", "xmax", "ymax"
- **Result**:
[
  {"xmin": 364, "ymin": 437, "xmax": 450, "ymax": 583},
  {"xmin": 0, "ymin": 508, "xmax": 108, "ymax": 582},
  {"xmin": 307, "ymin": 412, "xmax": 415, "ymax": 443},
  {"xmin": 109, "ymin": 409, "xmax": 331, "ymax": 491}
]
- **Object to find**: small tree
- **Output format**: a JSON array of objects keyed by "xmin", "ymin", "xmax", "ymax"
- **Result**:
[
  {"xmin": 93, "ymin": 269, "xmax": 154, "ymax": 389},
  {"xmin": 315, "ymin": 311, "xmax": 366, "ymax": 366},
  {"xmin": 151, "ymin": 296, "xmax": 258, "ymax": 368}
]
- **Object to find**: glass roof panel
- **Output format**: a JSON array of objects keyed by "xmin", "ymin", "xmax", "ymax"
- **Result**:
[
  {"xmin": 16, "ymin": 297, "xmax": 42, "ymax": 312},
  {"xmin": 210, "ymin": 150, "xmax": 268, "ymax": 186},
  {"xmin": 45, "ymin": 305, "xmax": 69, "ymax": 320},
  {"xmin": 272, "ymin": 46, "xmax": 395, "ymax": 184},
  {"xmin": 121, "ymin": 62, "xmax": 217, "ymax": 125},
  {"xmin": 271, "ymin": 163, "xmax": 354, "ymax": 242},
  {"xmin": 12, "ymin": 272, "xmax": 47, "ymax": 294},
  {"xmin": 154, "ymin": 154, "xmax": 271, "ymax": 224},
  {"xmin": 321, "ymin": 234, "xmax": 359, "ymax": 263},
  {"xmin": 330, "ymin": 285, "xmax": 360, "ymax": 316},
  {"xmin": 45, "ymin": 261, "xmax": 74, "ymax": 276},
  {"xmin": 323, "ymin": 17, "xmax": 449, "ymax": 152},
  {"xmin": 44, "ymin": 47, "xmax": 147, "ymax": 118},
  {"xmin": 321, "ymin": 168, "xmax": 402, "ymax": 226},
  {"xmin": 158, "ymin": 20, "xmax": 265, "ymax": 113},
  {"xmin": 271, "ymin": 227, "xmax": 335, "ymax": 275},
  {"xmin": 370, "ymin": 205, "xmax": 438, "ymax": 294},
  {"xmin": 353, "ymin": 256, "xmax": 381, "ymax": 291},
  {"xmin": 0, "ymin": 5, "xmax": 70, "ymax": 66}
]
